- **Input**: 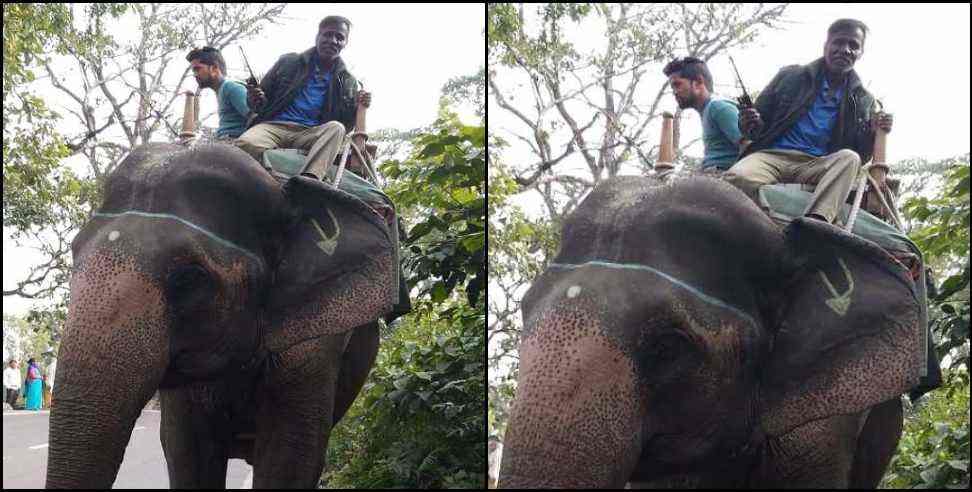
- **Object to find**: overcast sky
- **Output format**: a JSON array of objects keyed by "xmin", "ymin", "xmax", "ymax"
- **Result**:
[{"xmin": 2, "ymin": 3, "xmax": 485, "ymax": 318}]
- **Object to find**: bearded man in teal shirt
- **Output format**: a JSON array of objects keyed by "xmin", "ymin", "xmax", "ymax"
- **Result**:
[
  {"xmin": 664, "ymin": 57, "xmax": 746, "ymax": 171},
  {"xmin": 187, "ymin": 47, "xmax": 250, "ymax": 139}
]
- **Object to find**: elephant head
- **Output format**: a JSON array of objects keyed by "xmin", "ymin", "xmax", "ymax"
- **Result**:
[
  {"xmin": 499, "ymin": 175, "xmax": 925, "ymax": 488},
  {"xmin": 46, "ymin": 142, "xmax": 397, "ymax": 488}
]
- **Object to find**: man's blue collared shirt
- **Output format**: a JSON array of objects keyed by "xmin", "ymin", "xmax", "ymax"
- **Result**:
[
  {"xmin": 275, "ymin": 58, "xmax": 331, "ymax": 127},
  {"xmin": 770, "ymin": 73, "xmax": 844, "ymax": 157}
]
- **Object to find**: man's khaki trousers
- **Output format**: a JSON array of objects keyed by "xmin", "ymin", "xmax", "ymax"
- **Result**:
[
  {"xmin": 235, "ymin": 120, "xmax": 346, "ymax": 175},
  {"xmin": 724, "ymin": 148, "xmax": 862, "ymax": 223}
]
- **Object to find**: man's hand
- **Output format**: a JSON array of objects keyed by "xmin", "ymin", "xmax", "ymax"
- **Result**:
[
  {"xmin": 356, "ymin": 90, "xmax": 371, "ymax": 108},
  {"xmin": 872, "ymin": 111, "xmax": 893, "ymax": 134},
  {"xmin": 246, "ymin": 84, "xmax": 267, "ymax": 110},
  {"xmin": 738, "ymin": 107, "xmax": 764, "ymax": 139}
]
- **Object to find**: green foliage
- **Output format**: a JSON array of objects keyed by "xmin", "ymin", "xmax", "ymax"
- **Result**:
[
  {"xmin": 487, "ymin": 3, "xmax": 591, "ymax": 74},
  {"xmin": 885, "ymin": 155, "xmax": 971, "ymax": 488},
  {"xmin": 2, "ymin": 4, "xmax": 113, "ymax": 236},
  {"xmin": 903, "ymin": 159, "xmax": 971, "ymax": 371},
  {"xmin": 324, "ymin": 299, "xmax": 485, "ymax": 489},
  {"xmin": 324, "ymin": 81, "xmax": 485, "ymax": 488},
  {"xmin": 904, "ymin": 160, "xmax": 970, "ymax": 276},
  {"xmin": 3, "ymin": 314, "xmax": 55, "ymax": 366},
  {"xmin": 3, "ymin": 3, "xmax": 73, "ymax": 103},
  {"xmin": 3, "ymin": 3, "xmax": 127, "ymax": 304},
  {"xmin": 441, "ymin": 66, "xmax": 486, "ymax": 120},
  {"xmin": 381, "ymin": 111, "xmax": 486, "ymax": 307},
  {"xmin": 882, "ymin": 371, "xmax": 970, "ymax": 489}
]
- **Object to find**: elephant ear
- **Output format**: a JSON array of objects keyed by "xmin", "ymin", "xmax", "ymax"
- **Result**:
[
  {"xmin": 759, "ymin": 217, "xmax": 924, "ymax": 436},
  {"xmin": 265, "ymin": 176, "xmax": 397, "ymax": 352}
]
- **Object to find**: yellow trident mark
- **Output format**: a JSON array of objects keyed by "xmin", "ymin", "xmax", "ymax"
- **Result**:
[
  {"xmin": 818, "ymin": 257, "xmax": 854, "ymax": 317},
  {"xmin": 310, "ymin": 208, "xmax": 341, "ymax": 256}
]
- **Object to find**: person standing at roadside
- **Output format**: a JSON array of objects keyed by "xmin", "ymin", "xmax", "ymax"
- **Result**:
[
  {"xmin": 47, "ymin": 357, "xmax": 57, "ymax": 406},
  {"xmin": 4, "ymin": 359, "xmax": 21, "ymax": 409},
  {"xmin": 24, "ymin": 358, "xmax": 43, "ymax": 411}
]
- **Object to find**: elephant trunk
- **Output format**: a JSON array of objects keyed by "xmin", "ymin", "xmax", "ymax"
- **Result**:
[
  {"xmin": 46, "ymin": 255, "xmax": 169, "ymax": 488},
  {"xmin": 499, "ymin": 312, "xmax": 646, "ymax": 488}
]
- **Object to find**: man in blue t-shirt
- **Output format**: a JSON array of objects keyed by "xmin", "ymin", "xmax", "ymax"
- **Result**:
[
  {"xmin": 663, "ymin": 57, "xmax": 746, "ymax": 171},
  {"xmin": 186, "ymin": 47, "xmax": 250, "ymax": 139}
]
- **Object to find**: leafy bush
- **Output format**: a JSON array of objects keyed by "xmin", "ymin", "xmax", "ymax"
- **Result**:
[
  {"xmin": 882, "ymin": 370, "xmax": 970, "ymax": 489},
  {"xmin": 323, "ymin": 113, "xmax": 486, "ymax": 488},
  {"xmin": 884, "ymin": 157, "xmax": 970, "ymax": 489},
  {"xmin": 324, "ymin": 299, "xmax": 485, "ymax": 488}
]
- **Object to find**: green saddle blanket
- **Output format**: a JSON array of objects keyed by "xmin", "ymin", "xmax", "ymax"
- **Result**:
[
  {"xmin": 758, "ymin": 184, "xmax": 916, "ymax": 256},
  {"xmin": 263, "ymin": 148, "xmax": 390, "ymax": 209}
]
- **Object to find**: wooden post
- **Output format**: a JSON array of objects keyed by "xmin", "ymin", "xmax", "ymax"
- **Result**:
[
  {"xmin": 179, "ymin": 90, "xmax": 198, "ymax": 140},
  {"xmin": 656, "ymin": 112, "xmax": 675, "ymax": 171}
]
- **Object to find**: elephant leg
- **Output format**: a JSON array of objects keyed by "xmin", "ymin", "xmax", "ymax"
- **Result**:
[
  {"xmin": 849, "ymin": 397, "xmax": 903, "ymax": 487},
  {"xmin": 754, "ymin": 410, "xmax": 868, "ymax": 488},
  {"xmin": 253, "ymin": 334, "xmax": 347, "ymax": 488},
  {"xmin": 332, "ymin": 321, "xmax": 380, "ymax": 426},
  {"xmin": 159, "ymin": 385, "xmax": 231, "ymax": 488}
]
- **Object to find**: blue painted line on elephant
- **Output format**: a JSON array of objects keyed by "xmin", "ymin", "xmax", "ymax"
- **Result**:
[
  {"xmin": 548, "ymin": 260, "xmax": 758, "ymax": 329},
  {"xmin": 93, "ymin": 211, "xmax": 263, "ymax": 266}
]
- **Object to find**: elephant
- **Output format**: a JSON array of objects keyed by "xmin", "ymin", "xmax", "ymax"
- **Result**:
[
  {"xmin": 499, "ymin": 174, "xmax": 931, "ymax": 488},
  {"xmin": 45, "ymin": 141, "xmax": 400, "ymax": 488}
]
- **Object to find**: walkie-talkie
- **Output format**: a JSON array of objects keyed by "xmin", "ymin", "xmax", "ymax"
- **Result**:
[
  {"xmin": 239, "ymin": 46, "xmax": 258, "ymax": 87},
  {"xmin": 728, "ymin": 55, "xmax": 753, "ymax": 109}
]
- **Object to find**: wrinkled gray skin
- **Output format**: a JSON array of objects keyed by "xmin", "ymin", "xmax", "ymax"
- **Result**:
[
  {"xmin": 500, "ymin": 175, "xmax": 925, "ymax": 488},
  {"xmin": 46, "ymin": 142, "xmax": 397, "ymax": 488}
]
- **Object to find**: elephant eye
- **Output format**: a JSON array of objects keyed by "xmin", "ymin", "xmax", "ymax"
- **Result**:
[
  {"xmin": 641, "ymin": 333, "xmax": 691, "ymax": 373},
  {"xmin": 166, "ymin": 263, "xmax": 214, "ymax": 311},
  {"xmin": 648, "ymin": 335, "xmax": 681, "ymax": 359}
]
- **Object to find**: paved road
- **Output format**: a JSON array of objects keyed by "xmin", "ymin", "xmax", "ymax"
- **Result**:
[{"xmin": 3, "ymin": 408, "xmax": 252, "ymax": 488}]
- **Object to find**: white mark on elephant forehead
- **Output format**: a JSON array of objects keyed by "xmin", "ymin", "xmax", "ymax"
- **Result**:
[
  {"xmin": 108, "ymin": 230, "xmax": 120, "ymax": 241},
  {"xmin": 92, "ymin": 210, "xmax": 263, "ymax": 267},
  {"xmin": 548, "ymin": 260, "xmax": 759, "ymax": 329},
  {"xmin": 566, "ymin": 285, "xmax": 582, "ymax": 298}
]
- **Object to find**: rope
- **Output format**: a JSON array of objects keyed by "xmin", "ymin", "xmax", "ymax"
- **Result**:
[
  {"xmin": 866, "ymin": 172, "xmax": 903, "ymax": 230},
  {"xmin": 844, "ymin": 164, "xmax": 873, "ymax": 232},
  {"xmin": 328, "ymin": 129, "xmax": 381, "ymax": 188},
  {"xmin": 333, "ymin": 135, "xmax": 354, "ymax": 187},
  {"xmin": 844, "ymin": 162, "xmax": 902, "ymax": 233},
  {"xmin": 352, "ymin": 141, "xmax": 380, "ymax": 183}
]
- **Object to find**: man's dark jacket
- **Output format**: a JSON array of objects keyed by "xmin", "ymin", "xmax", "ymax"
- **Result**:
[
  {"xmin": 247, "ymin": 48, "xmax": 359, "ymax": 131},
  {"xmin": 741, "ymin": 57, "xmax": 879, "ymax": 164}
]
